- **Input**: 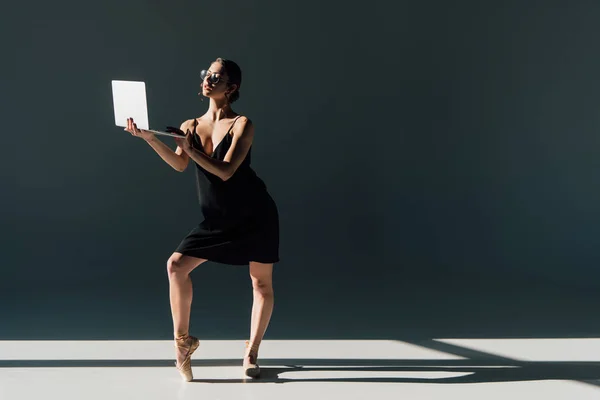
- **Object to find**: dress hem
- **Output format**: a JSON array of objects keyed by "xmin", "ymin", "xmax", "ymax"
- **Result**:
[{"xmin": 176, "ymin": 250, "xmax": 279, "ymax": 266}]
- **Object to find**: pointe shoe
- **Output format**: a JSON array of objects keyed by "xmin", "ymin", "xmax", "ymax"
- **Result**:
[
  {"xmin": 243, "ymin": 340, "xmax": 261, "ymax": 378},
  {"xmin": 175, "ymin": 335, "xmax": 200, "ymax": 382}
]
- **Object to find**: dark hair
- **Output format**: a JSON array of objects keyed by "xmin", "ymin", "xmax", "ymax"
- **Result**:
[{"xmin": 216, "ymin": 58, "xmax": 242, "ymax": 103}]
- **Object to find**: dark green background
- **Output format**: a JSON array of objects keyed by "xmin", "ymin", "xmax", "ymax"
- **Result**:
[{"xmin": 2, "ymin": 0, "xmax": 600, "ymax": 340}]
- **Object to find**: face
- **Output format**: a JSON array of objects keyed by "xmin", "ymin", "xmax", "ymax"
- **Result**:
[{"xmin": 201, "ymin": 62, "xmax": 235, "ymax": 99}]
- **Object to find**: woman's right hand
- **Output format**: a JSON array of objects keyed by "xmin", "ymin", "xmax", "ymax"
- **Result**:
[{"xmin": 124, "ymin": 117, "xmax": 155, "ymax": 141}]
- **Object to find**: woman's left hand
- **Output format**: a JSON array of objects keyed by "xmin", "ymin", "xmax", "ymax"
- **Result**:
[{"xmin": 168, "ymin": 126, "xmax": 194, "ymax": 152}]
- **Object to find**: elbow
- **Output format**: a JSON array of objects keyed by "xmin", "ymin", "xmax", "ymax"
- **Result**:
[
  {"xmin": 174, "ymin": 158, "xmax": 188, "ymax": 172},
  {"xmin": 220, "ymin": 165, "xmax": 234, "ymax": 181}
]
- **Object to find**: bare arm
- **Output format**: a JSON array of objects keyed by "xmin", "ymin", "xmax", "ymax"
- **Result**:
[
  {"xmin": 144, "ymin": 120, "xmax": 192, "ymax": 172},
  {"xmin": 179, "ymin": 117, "xmax": 254, "ymax": 181}
]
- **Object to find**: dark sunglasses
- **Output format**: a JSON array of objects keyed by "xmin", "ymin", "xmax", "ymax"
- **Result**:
[{"xmin": 200, "ymin": 70, "xmax": 227, "ymax": 85}]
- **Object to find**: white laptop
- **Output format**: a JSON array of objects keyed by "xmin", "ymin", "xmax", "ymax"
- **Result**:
[{"xmin": 111, "ymin": 80, "xmax": 185, "ymax": 138}]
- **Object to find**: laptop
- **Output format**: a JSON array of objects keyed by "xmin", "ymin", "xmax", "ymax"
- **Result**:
[{"xmin": 111, "ymin": 80, "xmax": 185, "ymax": 138}]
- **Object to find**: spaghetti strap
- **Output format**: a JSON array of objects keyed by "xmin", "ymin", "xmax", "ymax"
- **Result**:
[{"xmin": 227, "ymin": 115, "xmax": 243, "ymax": 134}]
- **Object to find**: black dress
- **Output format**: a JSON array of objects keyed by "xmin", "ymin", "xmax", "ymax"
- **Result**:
[{"xmin": 175, "ymin": 116, "xmax": 280, "ymax": 265}]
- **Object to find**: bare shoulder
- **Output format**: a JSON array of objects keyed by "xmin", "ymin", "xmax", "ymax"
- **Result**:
[
  {"xmin": 180, "ymin": 118, "xmax": 198, "ymax": 131},
  {"xmin": 233, "ymin": 115, "xmax": 254, "ymax": 138}
]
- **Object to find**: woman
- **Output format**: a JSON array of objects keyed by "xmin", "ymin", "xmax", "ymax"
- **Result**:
[{"xmin": 124, "ymin": 58, "xmax": 279, "ymax": 381}]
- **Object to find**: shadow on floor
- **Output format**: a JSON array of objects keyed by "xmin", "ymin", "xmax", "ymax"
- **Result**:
[{"xmin": 3, "ymin": 358, "xmax": 600, "ymax": 386}]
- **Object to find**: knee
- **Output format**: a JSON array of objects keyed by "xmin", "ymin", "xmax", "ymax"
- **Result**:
[
  {"xmin": 251, "ymin": 278, "xmax": 274, "ymax": 296},
  {"xmin": 166, "ymin": 256, "xmax": 188, "ymax": 279}
]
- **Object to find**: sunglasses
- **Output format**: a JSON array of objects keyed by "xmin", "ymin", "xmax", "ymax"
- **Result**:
[{"xmin": 200, "ymin": 70, "xmax": 227, "ymax": 85}]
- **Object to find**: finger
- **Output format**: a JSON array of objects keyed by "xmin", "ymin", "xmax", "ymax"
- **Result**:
[{"xmin": 166, "ymin": 126, "xmax": 184, "ymax": 135}]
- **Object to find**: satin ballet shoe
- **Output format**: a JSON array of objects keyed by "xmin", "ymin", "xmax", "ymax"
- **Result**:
[
  {"xmin": 243, "ymin": 340, "xmax": 261, "ymax": 378},
  {"xmin": 174, "ymin": 334, "xmax": 200, "ymax": 382}
]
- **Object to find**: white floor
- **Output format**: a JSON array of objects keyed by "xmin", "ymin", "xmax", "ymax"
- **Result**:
[{"xmin": 1, "ymin": 339, "xmax": 599, "ymax": 399}]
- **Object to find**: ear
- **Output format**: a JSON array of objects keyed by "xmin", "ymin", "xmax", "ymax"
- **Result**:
[{"xmin": 226, "ymin": 84, "xmax": 239, "ymax": 96}]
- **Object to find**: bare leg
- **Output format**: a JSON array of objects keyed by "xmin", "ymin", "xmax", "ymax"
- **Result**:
[
  {"xmin": 166, "ymin": 252, "xmax": 206, "ymax": 368},
  {"xmin": 246, "ymin": 261, "xmax": 274, "ymax": 370}
]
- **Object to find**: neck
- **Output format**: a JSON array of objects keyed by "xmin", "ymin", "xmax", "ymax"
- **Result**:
[{"xmin": 206, "ymin": 98, "xmax": 233, "ymax": 121}]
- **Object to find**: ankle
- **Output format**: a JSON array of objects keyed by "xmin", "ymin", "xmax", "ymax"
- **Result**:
[
  {"xmin": 245, "ymin": 340, "xmax": 259, "ymax": 355},
  {"xmin": 175, "ymin": 333, "xmax": 189, "ymax": 342}
]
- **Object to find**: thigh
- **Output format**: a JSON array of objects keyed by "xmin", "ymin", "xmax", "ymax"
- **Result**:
[
  {"xmin": 249, "ymin": 262, "xmax": 273, "ymax": 285},
  {"xmin": 168, "ymin": 252, "xmax": 207, "ymax": 275}
]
